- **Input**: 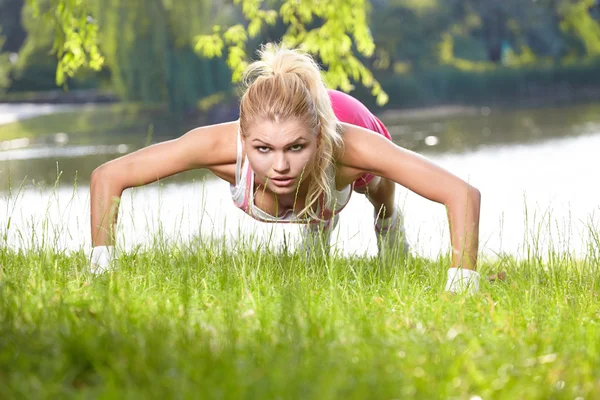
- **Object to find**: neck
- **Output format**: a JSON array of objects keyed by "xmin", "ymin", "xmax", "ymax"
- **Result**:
[{"xmin": 255, "ymin": 180, "xmax": 311, "ymax": 214}]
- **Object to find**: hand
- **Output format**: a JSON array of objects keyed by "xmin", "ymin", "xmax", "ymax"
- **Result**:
[
  {"xmin": 445, "ymin": 268, "xmax": 480, "ymax": 294},
  {"xmin": 89, "ymin": 245, "xmax": 115, "ymax": 275}
]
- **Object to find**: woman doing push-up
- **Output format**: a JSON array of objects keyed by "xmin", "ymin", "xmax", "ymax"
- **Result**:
[{"xmin": 89, "ymin": 44, "xmax": 481, "ymax": 293}]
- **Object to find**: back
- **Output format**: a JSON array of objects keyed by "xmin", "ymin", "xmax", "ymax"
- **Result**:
[{"xmin": 328, "ymin": 90, "xmax": 389, "ymax": 136}]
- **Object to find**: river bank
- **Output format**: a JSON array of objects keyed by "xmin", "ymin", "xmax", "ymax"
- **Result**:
[
  {"xmin": 4, "ymin": 81, "xmax": 600, "ymax": 130},
  {"xmin": 0, "ymin": 103, "xmax": 88, "ymax": 126}
]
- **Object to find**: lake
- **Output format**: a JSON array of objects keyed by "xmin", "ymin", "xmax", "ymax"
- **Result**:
[{"xmin": 1, "ymin": 102, "xmax": 599, "ymax": 260}]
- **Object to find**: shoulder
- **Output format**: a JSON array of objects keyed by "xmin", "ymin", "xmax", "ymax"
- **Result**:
[
  {"xmin": 339, "ymin": 122, "xmax": 392, "ymax": 154},
  {"xmin": 178, "ymin": 120, "xmax": 239, "ymax": 167},
  {"xmin": 337, "ymin": 121, "xmax": 420, "ymax": 179},
  {"xmin": 333, "ymin": 122, "xmax": 394, "ymax": 185},
  {"xmin": 183, "ymin": 120, "xmax": 239, "ymax": 144}
]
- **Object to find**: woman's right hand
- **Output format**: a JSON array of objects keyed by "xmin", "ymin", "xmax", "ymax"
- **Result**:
[{"xmin": 89, "ymin": 245, "xmax": 115, "ymax": 274}]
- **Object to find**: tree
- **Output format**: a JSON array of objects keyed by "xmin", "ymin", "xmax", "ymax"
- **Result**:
[
  {"xmin": 558, "ymin": 0, "xmax": 600, "ymax": 57},
  {"xmin": 0, "ymin": 0, "xmax": 26, "ymax": 92},
  {"xmin": 0, "ymin": 0, "xmax": 27, "ymax": 52},
  {"xmin": 24, "ymin": 0, "xmax": 388, "ymax": 106},
  {"xmin": 369, "ymin": 0, "xmax": 600, "ymax": 76},
  {"xmin": 89, "ymin": 0, "xmax": 230, "ymax": 111},
  {"xmin": 441, "ymin": 0, "xmax": 600, "ymax": 65},
  {"xmin": 0, "ymin": 32, "xmax": 12, "ymax": 91}
]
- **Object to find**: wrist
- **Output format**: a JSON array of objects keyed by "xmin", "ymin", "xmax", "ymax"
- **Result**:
[
  {"xmin": 445, "ymin": 268, "xmax": 480, "ymax": 294},
  {"xmin": 89, "ymin": 245, "xmax": 115, "ymax": 274}
]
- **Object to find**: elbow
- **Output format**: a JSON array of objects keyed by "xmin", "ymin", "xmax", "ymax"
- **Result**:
[
  {"xmin": 463, "ymin": 184, "xmax": 481, "ymax": 215},
  {"xmin": 445, "ymin": 183, "xmax": 481, "ymax": 212},
  {"xmin": 90, "ymin": 164, "xmax": 110, "ymax": 189},
  {"xmin": 468, "ymin": 184, "xmax": 481, "ymax": 208},
  {"xmin": 90, "ymin": 163, "xmax": 125, "ymax": 193},
  {"xmin": 90, "ymin": 165, "xmax": 104, "ymax": 185}
]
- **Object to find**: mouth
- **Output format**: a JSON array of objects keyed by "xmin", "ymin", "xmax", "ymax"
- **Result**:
[{"xmin": 269, "ymin": 176, "xmax": 295, "ymax": 187}]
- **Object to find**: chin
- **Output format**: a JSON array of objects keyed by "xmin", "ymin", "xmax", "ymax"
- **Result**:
[{"xmin": 267, "ymin": 184, "xmax": 298, "ymax": 195}]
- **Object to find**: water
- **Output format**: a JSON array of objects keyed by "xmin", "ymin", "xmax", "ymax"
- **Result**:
[{"xmin": 1, "ymin": 102, "xmax": 599, "ymax": 260}]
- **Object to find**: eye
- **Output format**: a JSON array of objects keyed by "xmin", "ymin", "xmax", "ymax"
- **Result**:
[
  {"xmin": 289, "ymin": 144, "xmax": 304, "ymax": 152},
  {"xmin": 255, "ymin": 146, "xmax": 270, "ymax": 153}
]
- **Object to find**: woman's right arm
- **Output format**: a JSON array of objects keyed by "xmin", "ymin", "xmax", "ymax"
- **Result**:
[{"xmin": 90, "ymin": 121, "xmax": 238, "ymax": 247}]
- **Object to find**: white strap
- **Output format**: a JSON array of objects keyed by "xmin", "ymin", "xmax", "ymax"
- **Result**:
[
  {"xmin": 445, "ymin": 268, "xmax": 480, "ymax": 294},
  {"xmin": 89, "ymin": 245, "xmax": 115, "ymax": 275},
  {"xmin": 235, "ymin": 127, "xmax": 243, "ymax": 185}
]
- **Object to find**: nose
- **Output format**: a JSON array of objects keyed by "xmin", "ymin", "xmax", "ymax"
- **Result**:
[{"xmin": 272, "ymin": 152, "xmax": 290, "ymax": 173}]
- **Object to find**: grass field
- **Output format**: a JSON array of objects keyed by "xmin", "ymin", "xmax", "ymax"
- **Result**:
[{"xmin": 1, "ymin": 233, "xmax": 599, "ymax": 399}]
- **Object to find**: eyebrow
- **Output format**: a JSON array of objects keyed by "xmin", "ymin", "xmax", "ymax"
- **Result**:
[{"xmin": 252, "ymin": 137, "xmax": 307, "ymax": 146}]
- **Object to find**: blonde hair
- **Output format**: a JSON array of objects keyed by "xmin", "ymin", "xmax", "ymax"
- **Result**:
[{"xmin": 239, "ymin": 43, "xmax": 344, "ymax": 221}]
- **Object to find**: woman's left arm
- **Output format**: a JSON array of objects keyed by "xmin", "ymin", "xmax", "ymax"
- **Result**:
[{"xmin": 340, "ymin": 124, "xmax": 481, "ymax": 271}]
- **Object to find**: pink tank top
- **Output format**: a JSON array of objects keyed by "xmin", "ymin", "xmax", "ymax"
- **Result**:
[{"xmin": 328, "ymin": 90, "xmax": 391, "ymax": 138}]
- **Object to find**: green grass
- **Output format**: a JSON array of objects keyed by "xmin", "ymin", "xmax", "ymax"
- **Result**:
[
  {"xmin": 0, "ymin": 103, "xmax": 175, "ymax": 140},
  {"xmin": 1, "ymin": 236, "xmax": 600, "ymax": 399}
]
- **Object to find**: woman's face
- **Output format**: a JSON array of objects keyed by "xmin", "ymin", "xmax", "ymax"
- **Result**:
[{"xmin": 243, "ymin": 118, "xmax": 318, "ymax": 196}]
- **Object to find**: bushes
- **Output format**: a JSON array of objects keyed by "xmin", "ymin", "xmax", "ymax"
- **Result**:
[{"xmin": 354, "ymin": 59, "xmax": 600, "ymax": 110}]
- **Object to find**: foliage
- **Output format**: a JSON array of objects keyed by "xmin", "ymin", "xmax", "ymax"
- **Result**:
[
  {"xmin": 196, "ymin": 0, "xmax": 387, "ymax": 104},
  {"xmin": 558, "ymin": 0, "xmax": 600, "ymax": 56},
  {"xmin": 370, "ymin": 0, "xmax": 600, "ymax": 74},
  {"xmin": 90, "ymin": 0, "xmax": 228, "ymax": 110},
  {"xmin": 8, "ymin": 4, "xmax": 58, "ymax": 91},
  {"xmin": 351, "ymin": 57, "xmax": 600, "ymax": 111},
  {"xmin": 24, "ymin": 0, "xmax": 388, "ymax": 106},
  {"xmin": 0, "ymin": 32, "xmax": 12, "ymax": 91},
  {"xmin": 23, "ymin": 0, "xmax": 103, "ymax": 86},
  {"xmin": 5, "ymin": 0, "xmax": 600, "ymax": 109},
  {"xmin": 0, "ymin": 0, "xmax": 26, "ymax": 52}
]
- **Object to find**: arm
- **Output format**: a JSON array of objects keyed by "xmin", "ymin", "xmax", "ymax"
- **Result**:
[
  {"xmin": 339, "ymin": 123, "xmax": 481, "ymax": 271},
  {"xmin": 90, "ymin": 121, "xmax": 238, "ymax": 247}
]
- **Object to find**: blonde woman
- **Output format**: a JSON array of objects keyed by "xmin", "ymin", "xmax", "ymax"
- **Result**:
[{"xmin": 90, "ymin": 44, "xmax": 481, "ymax": 293}]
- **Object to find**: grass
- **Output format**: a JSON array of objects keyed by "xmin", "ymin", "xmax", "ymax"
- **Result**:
[{"xmin": 1, "ymin": 232, "xmax": 600, "ymax": 399}]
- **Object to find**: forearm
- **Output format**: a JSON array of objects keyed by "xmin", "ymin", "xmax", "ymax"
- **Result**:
[
  {"xmin": 90, "ymin": 167, "xmax": 125, "ymax": 246},
  {"xmin": 446, "ymin": 185, "xmax": 481, "ymax": 270}
]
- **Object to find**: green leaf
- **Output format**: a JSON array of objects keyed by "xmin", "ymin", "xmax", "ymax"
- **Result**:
[{"xmin": 27, "ymin": 0, "xmax": 388, "ymax": 104}]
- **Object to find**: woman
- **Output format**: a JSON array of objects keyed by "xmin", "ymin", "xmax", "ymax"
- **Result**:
[{"xmin": 89, "ymin": 44, "xmax": 481, "ymax": 293}]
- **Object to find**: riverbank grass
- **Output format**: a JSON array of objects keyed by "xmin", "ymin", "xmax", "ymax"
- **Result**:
[
  {"xmin": 0, "ymin": 103, "xmax": 173, "ymax": 140},
  {"xmin": 1, "ymin": 239, "xmax": 599, "ymax": 399}
]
